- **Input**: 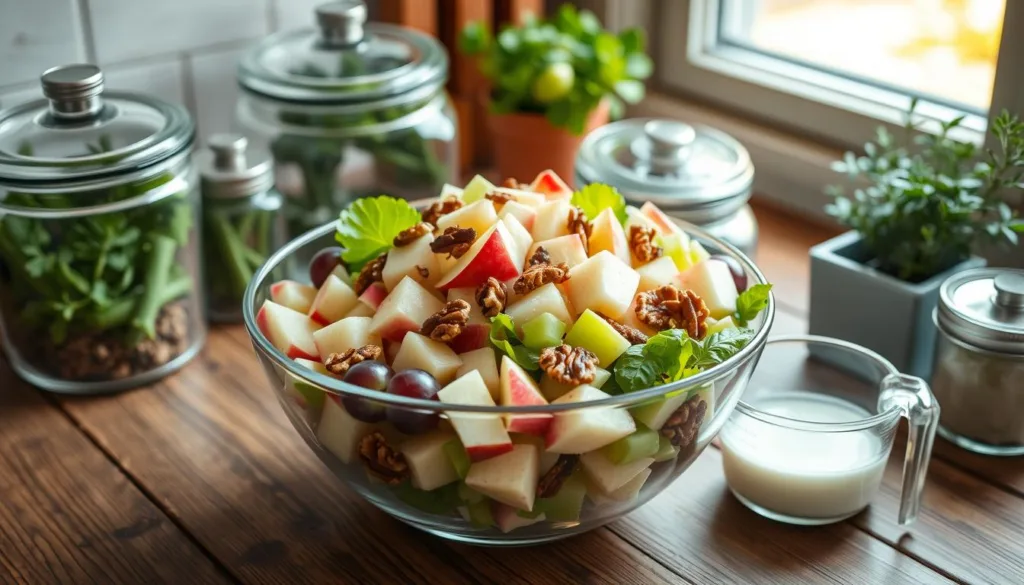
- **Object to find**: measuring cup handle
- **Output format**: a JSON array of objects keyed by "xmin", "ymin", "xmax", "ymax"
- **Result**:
[{"xmin": 879, "ymin": 373, "xmax": 940, "ymax": 526}]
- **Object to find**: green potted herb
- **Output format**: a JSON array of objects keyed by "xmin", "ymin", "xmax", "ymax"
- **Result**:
[
  {"xmin": 459, "ymin": 4, "xmax": 652, "ymax": 182},
  {"xmin": 810, "ymin": 103, "xmax": 1024, "ymax": 377}
]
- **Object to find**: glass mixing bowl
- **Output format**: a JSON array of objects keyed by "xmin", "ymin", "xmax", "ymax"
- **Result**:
[{"xmin": 242, "ymin": 209, "xmax": 774, "ymax": 546}]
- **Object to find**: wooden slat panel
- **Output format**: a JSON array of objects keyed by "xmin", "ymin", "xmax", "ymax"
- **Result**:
[
  {"xmin": 495, "ymin": 0, "xmax": 545, "ymax": 25},
  {"xmin": 377, "ymin": 0, "xmax": 438, "ymax": 36},
  {"xmin": 53, "ymin": 331, "xmax": 682, "ymax": 585},
  {"xmin": 0, "ymin": 361, "xmax": 230, "ymax": 585},
  {"xmin": 439, "ymin": 0, "xmax": 490, "ymax": 98},
  {"xmin": 608, "ymin": 449, "xmax": 952, "ymax": 585}
]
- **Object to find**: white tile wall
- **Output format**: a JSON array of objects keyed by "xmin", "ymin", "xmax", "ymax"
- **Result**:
[{"xmin": 0, "ymin": 0, "xmax": 369, "ymax": 137}]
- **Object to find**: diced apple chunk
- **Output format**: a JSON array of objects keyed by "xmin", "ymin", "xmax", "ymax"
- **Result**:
[
  {"xmin": 631, "ymin": 384, "xmax": 716, "ymax": 431},
  {"xmin": 445, "ymin": 287, "xmax": 491, "ymax": 354},
  {"xmin": 565, "ymin": 251, "xmax": 640, "ymax": 319},
  {"xmin": 317, "ymin": 396, "xmax": 376, "ymax": 464},
  {"xmin": 636, "ymin": 256, "xmax": 680, "ymax": 292},
  {"xmin": 527, "ymin": 234, "xmax": 588, "ymax": 269},
  {"xmin": 344, "ymin": 303, "xmax": 376, "ymax": 318},
  {"xmin": 438, "ymin": 371, "xmax": 513, "ymax": 462},
  {"xmin": 455, "ymin": 347, "xmax": 500, "ymax": 400},
  {"xmin": 588, "ymin": 208, "xmax": 630, "ymax": 264},
  {"xmin": 465, "ymin": 443, "xmax": 540, "ymax": 511},
  {"xmin": 499, "ymin": 356, "xmax": 552, "ymax": 435},
  {"xmin": 504, "ymin": 283, "xmax": 574, "ymax": 334},
  {"xmin": 436, "ymin": 199, "xmax": 499, "ymax": 237},
  {"xmin": 564, "ymin": 309, "xmax": 631, "ymax": 367},
  {"xmin": 270, "ymin": 280, "xmax": 318, "ymax": 314},
  {"xmin": 435, "ymin": 222, "xmax": 522, "ymax": 290},
  {"xmin": 313, "ymin": 316, "xmax": 382, "ymax": 358},
  {"xmin": 370, "ymin": 277, "xmax": 444, "ymax": 342},
  {"xmin": 530, "ymin": 200, "xmax": 572, "ymax": 241},
  {"xmin": 492, "ymin": 503, "xmax": 546, "ymax": 533},
  {"xmin": 580, "ymin": 450, "xmax": 654, "ymax": 494},
  {"xmin": 392, "ymin": 332, "xmax": 463, "ymax": 385},
  {"xmin": 640, "ymin": 201, "xmax": 683, "ymax": 235},
  {"xmin": 587, "ymin": 467, "xmax": 653, "ymax": 506},
  {"xmin": 545, "ymin": 385, "xmax": 636, "ymax": 454},
  {"xmin": 459, "ymin": 174, "xmax": 495, "ymax": 203},
  {"xmin": 308, "ymin": 274, "xmax": 359, "ymax": 326},
  {"xmin": 257, "ymin": 300, "xmax": 321, "ymax": 360},
  {"xmin": 501, "ymin": 214, "xmax": 532, "ymax": 269},
  {"xmin": 401, "ymin": 430, "xmax": 461, "ymax": 491},
  {"xmin": 358, "ymin": 282, "xmax": 388, "ymax": 310},
  {"xmin": 383, "ymin": 233, "xmax": 441, "ymax": 291},
  {"xmin": 498, "ymin": 200, "xmax": 538, "ymax": 232},
  {"xmin": 529, "ymin": 169, "xmax": 573, "ymax": 201},
  {"xmin": 677, "ymin": 259, "xmax": 739, "ymax": 320}
]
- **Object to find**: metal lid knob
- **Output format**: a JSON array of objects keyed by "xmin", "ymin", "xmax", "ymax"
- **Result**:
[
  {"xmin": 994, "ymin": 273, "xmax": 1024, "ymax": 310},
  {"xmin": 316, "ymin": 0, "xmax": 367, "ymax": 47},
  {"xmin": 639, "ymin": 120, "xmax": 696, "ymax": 175},
  {"xmin": 41, "ymin": 64, "xmax": 105, "ymax": 120},
  {"xmin": 200, "ymin": 133, "xmax": 274, "ymax": 199},
  {"xmin": 209, "ymin": 133, "xmax": 249, "ymax": 172}
]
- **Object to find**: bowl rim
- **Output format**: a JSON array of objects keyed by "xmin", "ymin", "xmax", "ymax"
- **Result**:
[{"xmin": 242, "ymin": 203, "xmax": 775, "ymax": 414}]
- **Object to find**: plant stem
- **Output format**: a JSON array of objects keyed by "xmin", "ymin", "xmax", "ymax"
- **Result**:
[
  {"xmin": 208, "ymin": 213, "xmax": 254, "ymax": 300},
  {"xmin": 131, "ymin": 233, "xmax": 178, "ymax": 340},
  {"xmin": 89, "ymin": 274, "xmax": 192, "ymax": 331}
]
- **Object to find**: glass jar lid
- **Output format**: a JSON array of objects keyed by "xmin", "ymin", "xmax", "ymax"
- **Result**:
[
  {"xmin": 0, "ymin": 64, "xmax": 193, "ymax": 183},
  {"xmin": 937, "ymin": 267, "xmax": 1024, "ymax": 355},
  {"xmin": 198, "ymin": 134, "xmax": 274, "ymax": 199},
  {"xmin": 575, "ymin": 118, "xmax": 754, "ymax": 221},
  {"xmin": 238, "ymin": 0, "xmax": 447, "ymax": 104}
]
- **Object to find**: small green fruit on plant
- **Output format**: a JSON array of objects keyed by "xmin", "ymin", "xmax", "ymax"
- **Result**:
[{"xmin": 827, "ymin": 101, "xmax": 1024, "ymax": 282}]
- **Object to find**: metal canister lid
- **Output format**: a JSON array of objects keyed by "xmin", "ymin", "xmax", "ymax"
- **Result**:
[
  {"xmin": 575, "ymin": 118, "xmax": 754, "ymax": 223},
  {"xmin": 198, "ymin": 134, "xmax": 274, "ymax": 199},
  {"xmin": 937, "ymin": 267, "xmax": 1024, "ymax": 355}
]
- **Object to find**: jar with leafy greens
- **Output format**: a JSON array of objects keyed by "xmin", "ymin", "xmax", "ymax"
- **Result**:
[
  {"xmin": 0, "ymin": 64, "xmax": 205, "ymax": 394},
  {"xmin": 236, "ymin": 0, "xmax": 455, "ymax": 240},
  {"xmin": 199, "ymin": 134, "xmax": 282, "ymax": 322}
]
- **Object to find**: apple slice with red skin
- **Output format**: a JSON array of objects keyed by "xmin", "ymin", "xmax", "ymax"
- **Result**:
[
  {"xmin": 358, "ymin": 282, "xmax": 388, "ymax": 310},
  {"xmin": 588, "ymin": 208, "xmax": 631, "ymax": 264},
  {"xmin": 492, "ymin": 502, "xmax": 546, "ymax": 533},
  {"xmin": 382, "ymin": 232, "xmax": 441, "ymax": 291},
  {"xmin": 498, "ymin": 200, "xmax": 538, "ymax": 232},
  {"xmin": 499, "ymin": 356, "xmax": 552, "ymax": 436},
  {"xmin": 438, "ymin": 371, "xmax": 513, "ymax": 462},
  {"xmin": 308, "ymin": 274, "xmax": 359, "ymax": 326},
  {"xmin": 256, "ymin": 300, "xmax": 321, "ymax": 360},
  {"xmin": 501, "ymin": 214, "xmax": 532, "ymax": 269},
  {"xmin": 640, "ymin": 201, "xmax": 683, "ymax": 236},
  {"xmin": 529, "ymin": 169, "xmax": 573, "ymax": 201},
  {"xmin": 369, "ymin": 276, "xmax": 444, "ymax": 342},
  {"xmin": 435, "ymin": 222, "xmax": 522, "ymax": 291},
  {"xmin": 270, "ymin": 280, "xmax": 318, "ymax": 314},
  {"xmin": 445, "ymin": 288, "xmax": 492, "ymax": 354}
]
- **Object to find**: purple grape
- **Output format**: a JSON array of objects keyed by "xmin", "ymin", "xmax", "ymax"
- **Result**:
[
  {"xmin": 711, "ymin": 254, "xmax": 748, "ymax": 292},
  {"xmin": 309, "ymin": 246, "xmax": 342, "ymax": 288},
  {"xmin": 386, "ymin": 369, "xmax": 441, "ymax": 435},
  {"xmin": 341, "ymin": 361, "xmax": 393, "ymax": 422}
]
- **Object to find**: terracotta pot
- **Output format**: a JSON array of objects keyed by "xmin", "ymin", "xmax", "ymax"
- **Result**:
[{"xmin": 485, "ymin": 99, "xmax": 610, "ymax": 187}]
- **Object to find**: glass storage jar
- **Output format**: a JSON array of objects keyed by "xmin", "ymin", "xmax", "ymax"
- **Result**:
[
  {"xmin": 0, "ymin": 64, "xmax": 205, "ymax": 394},
  {"xmin": 575, "ymin": 118, "xmax": 757, "ymax": 256},
  {"xmin": 199, "ymin": 134, "xmax": 283, "ymax": 323},
  {"xmin": 236, "ymin": 0, "xmax": 456, "ymax": 241},
  {"xmin": 932, "ymin": 268, "xmax": 1024, "ymax": 456}
]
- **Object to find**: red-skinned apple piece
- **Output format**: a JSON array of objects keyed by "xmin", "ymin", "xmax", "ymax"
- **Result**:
[
  {"xmin": 499, "ymin": 356, "xmax": 552, "ymax": 435},
  {"xmin": 498, "ymin": 200, "xmax": 538, "ymax": 231},
  {"xmin": 437, "ymin": 371, "xmax": 513, "ymax": 462},
  {"xmin": 358, "ymin": 282, "xmax": 388, "ymax": 310},
  {"xmin": 369, "ymin": 276, "xmax": 444, "ymax": 342},
  {"xmin": 270, "ymin": 280, "xmax": 318, "ymax": 314},
  {"xmin": 588, "ymin": 208, "xmax": 631, "ymax": 264},
  {"xmin": 257, "ymin": 300, "xmax": 321, "ymax": 360},
  {"xmin": 640, "ymin": 201, "xmax": 683, "ymax": 235},
  {"xmin": 492, "ymin": 502, "xmax": 546, "ymax": 533},
  {"xmin": 529, "ymin": 169, "xmax": 573, "ymax": 201},
  {"xmin": 312, "ymin": 316, "xmax": 382, "ymax": 359},
  {"xmin": 449, "ymin": 324, "xmax": 491, "ymax": 354},
  {"xmin": 435, "ymin": 222, "xmax": 522, "ymax": 291},
  {"xmin": 501, "ymin": 214, "xmax": 532, "ymax": 269},
  {"xmin": 308, "ymin": 274, "xmax": 359, "ymax": 326},
  {"xmin": 526, "ymin": 234, "xmax": 588, "ymax": 269}
]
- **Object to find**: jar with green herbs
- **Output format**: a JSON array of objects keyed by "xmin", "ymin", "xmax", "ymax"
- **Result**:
[
  {"xmin": 235, "ymin": 0, "xmax": 455, "ymax": 240},
  {"xmin": 199, "ymin": 134, "xmax": 283, "ymax": 322},
  {"xmin": 0, "ymin": 64, "xmax": 205, "ymax": 394}
]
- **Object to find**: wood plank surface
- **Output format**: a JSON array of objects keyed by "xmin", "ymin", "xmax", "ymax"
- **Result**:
[
  {"xmin": 52, "ymin": 330, "xmax": 682, "ymax": 585},
  {"xmin": 0, "ymin": 361, "xmax": 230, "ymax": 585}
]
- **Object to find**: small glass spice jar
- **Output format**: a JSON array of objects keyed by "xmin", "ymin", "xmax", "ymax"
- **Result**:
[
  {"xmin": 575, "ymin": 118, "xmax": 757, "ymax": 256},
  {"xmin": 932, "ymin": 268, "xmax": 1024, "ymax": 456},
  {"xmin": 235, "ymin": 0, "xmax": 456, "ymax": 240},
  {"xmin": 199, "ymin": 134, "xmax": 283, "ymax": 323},
  {"xmin": 0, "ymin": 64, "xmax": 205, "ymax": 394}
]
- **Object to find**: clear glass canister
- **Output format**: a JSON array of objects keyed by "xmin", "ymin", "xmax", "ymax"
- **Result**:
[
  {"xmin": 0, "ymin": 64, "xmax": 205, "ymax": 394},
  {"xmin": 932, "ymin": 268, "xmax": 1024, "ymax": 455},
  {"xmin": 236, "ymin": 0, "xmax": 456, "ymax": 240},
  {"xmin": 575, "ymin": 118, "xmax": 757, "ymax": 256},
  {"xmin": 199, "ymin": 134, "xmax": 283, "ymax": 322}
]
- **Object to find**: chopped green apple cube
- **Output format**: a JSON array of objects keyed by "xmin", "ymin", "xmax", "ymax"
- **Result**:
[
  {"xmin": 394, "ymin": 481, "xmax": 462, "ymax": 515},
  {"xmin": 539, "ymin": 375, "xmax": 574, "ymax": 402},
  {"xmin": 466, "ymin": 498, "xmax": 495, "ymax": 527},
  {"xmin": 563, "ymin": 309, "xmax": 631, "ymax": 367},
  {"xmin": 601, "ymin": 423, "xmax": 660, "ymax": 464},
  {"xmin": 579, "ymin": 450, "xmax": 654, "ymax": 494},
  {"xmin": 460, "ymin": 174, "xmax": 495, "ymax": 203},
  {"xmin": 688, "ymin": 240, "xmax": 711, "ymax": 266},
  {"xmin": 458, "ymin": 481, "xmax": 485, "ymax": 504},
  {"xmin": 444, "ymin": 439, "xmax": 472, "ymax": 479},
  {"xmin": 707, "ymin": 316, "xmax": 738, "ymax": 335},
  {"xmin": 658, "ymin": 232, "xmax": 695, "ymax": 272},
  {"xmin": 532, "ymin": 472, "xmax": 587, "ymax": 522},
  {"xmin": 522, "ymin": 312, "xmax": 567, "ymax": 350},
  {"xmin": 592, "ymin": 367, "xmax": 611, "ymax": 389},
  {"xmin": 652, "ymin": 434, "xmax": 680, "ymax": 462}
]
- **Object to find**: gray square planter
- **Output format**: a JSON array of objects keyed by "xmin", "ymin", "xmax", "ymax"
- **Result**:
[{"xmin": 809, "ymin": 231, "xmax": 985, "ymax": 380}]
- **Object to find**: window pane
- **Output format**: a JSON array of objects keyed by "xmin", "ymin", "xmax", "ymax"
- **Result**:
[{"xmin": 720, "ymin": 0, "xmax": 1005, "ymax": 113}]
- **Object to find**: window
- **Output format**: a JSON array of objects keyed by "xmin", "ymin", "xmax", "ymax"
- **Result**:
[{"xmin": 655, "ymin": 0, "xmax": 1023, "ymax": 148}]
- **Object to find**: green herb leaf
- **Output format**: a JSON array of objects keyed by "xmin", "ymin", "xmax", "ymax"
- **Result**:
[
  {"xmin": 570, "ymin": 183, "xmax": 627, "ymax": 224},
  {"xmin": 734, "ymin": 283, "xmax": 772, "ymax": 326},
  {"xmin": 690, "ymin": 328, "xmax": 755, "ymax": 370},
  {"xmin": 489, "ymin": 314, "xmax": 540, "ymax": 371},
  {"xmin": 613, "ymin": 330, "xmax": 694, "ymax": 393},
  {"xmin": 335, "ymin": 196, "xmax": 421, "ymax": 271}
]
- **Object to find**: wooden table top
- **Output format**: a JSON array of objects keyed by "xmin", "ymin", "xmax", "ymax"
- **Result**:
[{"xmin": 3, "ymin": 203, "xmax": 1023, "ymax": 585}]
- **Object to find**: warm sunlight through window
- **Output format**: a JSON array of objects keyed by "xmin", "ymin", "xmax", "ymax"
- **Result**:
[{"xmin": 720, "ymin": 0, "xmax": 1005, "ymax": 112}]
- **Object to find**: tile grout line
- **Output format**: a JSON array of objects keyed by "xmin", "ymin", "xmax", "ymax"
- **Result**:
[{"xmin": 39, "ymin": 392, "xmax": 245, "ymax": 585}]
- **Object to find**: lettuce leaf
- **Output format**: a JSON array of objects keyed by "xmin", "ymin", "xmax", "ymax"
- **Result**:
[
  {"xmin": 733, "ymin": 283, "xmax": 772, "ymax": 326},
  {"xmin": 570, "ymin": 183, "xmax": 627, "ymax": 224},
  {"xmin": 335, "ymin": 196, "xmax": 421, "ymax": 271},
  {"xmin": 489, "ymin": 314, "xmax": 540, "ymax": 371}
]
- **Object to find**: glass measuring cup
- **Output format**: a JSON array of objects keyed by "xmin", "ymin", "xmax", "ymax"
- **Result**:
[{"xmin": 719, "ymin": 335, "xmax": 940, "ymax": 526}]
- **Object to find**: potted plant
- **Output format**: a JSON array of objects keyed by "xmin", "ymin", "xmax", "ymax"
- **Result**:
[
  {"xmin": 459, "ymin": 4, "xmax": 652, "ymax": 183},
  {"xmin": 810, "ymin": 102, "xmax": 1024, "ymax": 378}
]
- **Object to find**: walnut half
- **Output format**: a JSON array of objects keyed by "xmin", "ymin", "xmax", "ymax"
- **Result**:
[
  {"xmin": 661, "ymin": 396, "xmax": 708, "ymax": 450},
  {"xmin": 430, "ymin": 226, "xmax": 476, "ymax": 259},
  {"xmin": 634, "ymin": 285, "xmax": 710, "ymax": 339},
  {"xmin": 359, "ymin": 432, "xmax": 410, "ymax": 485},
  {"xmin": 539, "ymin": 344, "xmax": 597, "ymax": 386},
  {"xmin": 475, "ymin": 277, "xmax": 507, "ymax": 319},
  {"xmin": 513, "ymin": 261, "xmax": 570, "ymax": 295},
  {"xmin": 324, "ymin": 344, "xmax": 383, "ymax": 376},
  {"xmin": 421, "ymin": 299, "xmax": 471, "ymax": 342}
]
